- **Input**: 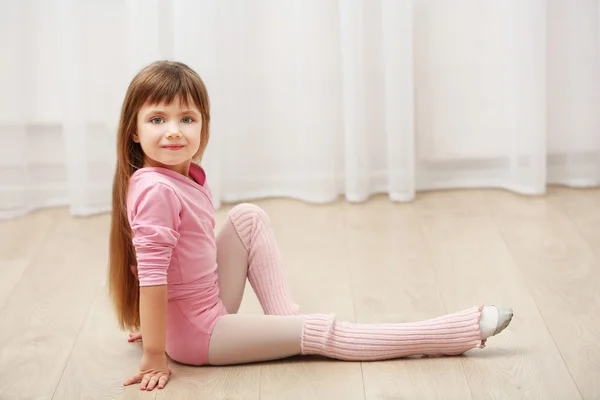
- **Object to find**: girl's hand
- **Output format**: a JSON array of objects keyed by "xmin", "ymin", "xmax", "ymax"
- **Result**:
[
  {"xmin": 128, "ymin": 331, "xmax": 142, "ymax": 342},
  {"xmin": 124, "ymin": 352, "xmax": 172, "ymax": 391}
]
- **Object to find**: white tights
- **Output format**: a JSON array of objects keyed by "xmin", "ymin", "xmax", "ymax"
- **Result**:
[
  {"xmin": 206, "ymin": 204, "xmax": 509, "ymax": 365},
  {"xmin": 209, "ymin": 205, "xmax": 303, "ymax": 364}
]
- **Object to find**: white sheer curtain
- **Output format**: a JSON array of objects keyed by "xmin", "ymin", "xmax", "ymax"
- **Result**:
[{"xmin": 1, "ymin": 0, "xmax": 599, "ymax": 219}]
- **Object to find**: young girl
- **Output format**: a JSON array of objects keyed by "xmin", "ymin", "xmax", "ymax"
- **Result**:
[{"xmin": 108, "ymin": 60, "xmax": 513, "ymax": 392}]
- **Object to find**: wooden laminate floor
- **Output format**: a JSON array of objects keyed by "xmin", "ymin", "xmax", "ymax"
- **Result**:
[{"xmin": 0, "ymin": 187, "xmax": 598, "ymax": 400}]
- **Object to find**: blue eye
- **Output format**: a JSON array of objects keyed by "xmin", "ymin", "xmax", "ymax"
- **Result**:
[
  {"xmin": 151, "ymin": 117, "xmax": 163, "ymax": 124},
  {"xmin": 182, "ymin": 117, "xmax": 193, "ymax": 123}
]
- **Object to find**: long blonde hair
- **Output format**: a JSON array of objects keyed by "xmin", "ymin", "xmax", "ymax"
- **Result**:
[{"xmin": 108, "ymin": 60, "xmax": 211, "ymax": 331}]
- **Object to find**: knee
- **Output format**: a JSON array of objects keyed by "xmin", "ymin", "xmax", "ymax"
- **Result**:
[{"xmin": 228, "ymin": 203, "xmax": 270, "ymax": 225}]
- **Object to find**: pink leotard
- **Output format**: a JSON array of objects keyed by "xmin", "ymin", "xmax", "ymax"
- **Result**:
[{"xmin": 127, "ymin": 163, "xmax": 229, "ymax": 365}]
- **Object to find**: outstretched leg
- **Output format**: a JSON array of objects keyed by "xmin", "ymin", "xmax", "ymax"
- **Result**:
[
  {"xmin": 215, "ymin": 203, "xmax": 300, "ymax": 315},
  {"xmin": 208, "ymin": 305, "xmax": 513, "ymax": 365},
  {"xmin": 208, "ymin": 314, "xmax": 303, "ymax": 364}
]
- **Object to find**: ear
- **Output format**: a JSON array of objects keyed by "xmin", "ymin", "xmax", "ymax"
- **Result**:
[{"xmin": 132, "ymin": 133, "xmax": 140, "ymax": 143}]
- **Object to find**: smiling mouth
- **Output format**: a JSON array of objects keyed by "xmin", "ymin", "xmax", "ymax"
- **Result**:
[{"xmin": 162, "ymin": 145, "xmax": 184, "ymax": 150}]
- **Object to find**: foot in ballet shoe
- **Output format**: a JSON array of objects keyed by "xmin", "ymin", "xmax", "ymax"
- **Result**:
[
  {"xmin": 479, "ymin": 305, "xmax": 513, "ymax": 339},
  {"xmin": 493, "ymin": 306, "xmax": 513, "ymax": 335}
]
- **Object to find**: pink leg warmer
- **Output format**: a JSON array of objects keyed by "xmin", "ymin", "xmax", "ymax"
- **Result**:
[
  {"xmin": 301, "ymin": 306, "xmax": 485, "ymax": 360},
  {"xmin": 228, "ymin": 204, "xmax": 301, "ymax": 315}
]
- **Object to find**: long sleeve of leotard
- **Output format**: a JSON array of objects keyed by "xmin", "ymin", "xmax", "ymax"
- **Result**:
[{"xmin": 128, "ymin": 182, "xmax": 182, "ymax": 286}]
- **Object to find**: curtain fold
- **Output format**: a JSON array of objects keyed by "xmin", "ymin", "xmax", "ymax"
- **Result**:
[{"xmin": 1, "ymin": 0, "xmax": 598, "ymax": 219}]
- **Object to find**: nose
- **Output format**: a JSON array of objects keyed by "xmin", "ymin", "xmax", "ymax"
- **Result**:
[{"xmin": 166, "ymin": 130, "xmax": 182, "ymax": 140}]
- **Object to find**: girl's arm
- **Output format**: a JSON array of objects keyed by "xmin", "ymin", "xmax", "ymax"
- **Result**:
[
  {"xmin": 123, "ymin": 284, "xmax": 170, "ymax": 390},
  {"xmin": 129, "ymin": 182, "xmax": 182, "ymax": 342},
  {"xmin": 124, "ymin": 284, "xmax": 171, "ymax": 391},
  {"xmin": 140, "ymin": 285, "xmax": 168, "ymax": 356},
  {"xmin": 125, "ymin": 182, "xmax": 182, "ymax": 390}
]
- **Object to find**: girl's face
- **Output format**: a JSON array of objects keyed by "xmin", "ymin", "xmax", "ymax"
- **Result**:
[{"xmin": 134, "ymin": 99, "xmax": 202, "ymax": 176}]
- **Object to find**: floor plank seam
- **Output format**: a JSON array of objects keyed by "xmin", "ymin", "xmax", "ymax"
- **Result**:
[
  {"xmin": 0, "ymin": 215, "xmax": 57, "ymax": 316},
  {"xmin": 549, "ymin": 197, "xmax": 597, "ymax": 400},
  {"xmin": 358, "ymin": 362, "xmax": 366, "ymax": 400},
  {"xmin": 341, "ymin": 205, "xmax": 366, "ymax": 399},
  {"xmin": 410, "ymin": 203, "xmax": 476, "ymax": 400},
  {"xmin": 259, "ymin": 362, "xmax": 263, "ymax": 400},
  {"xmin": 561, "ymin": 203, "xmax": 600, "ymax": 266},
  {"xmin": 50, "ymin": 284, "xmax": 106, "ymax": 400},
  {"xmin": 410, "ymin": 204, "xmax": 448, "ymax": 315},
  {"xmin": 488, "ymin": 202, "xmax": 585, "ymax": 400}
]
